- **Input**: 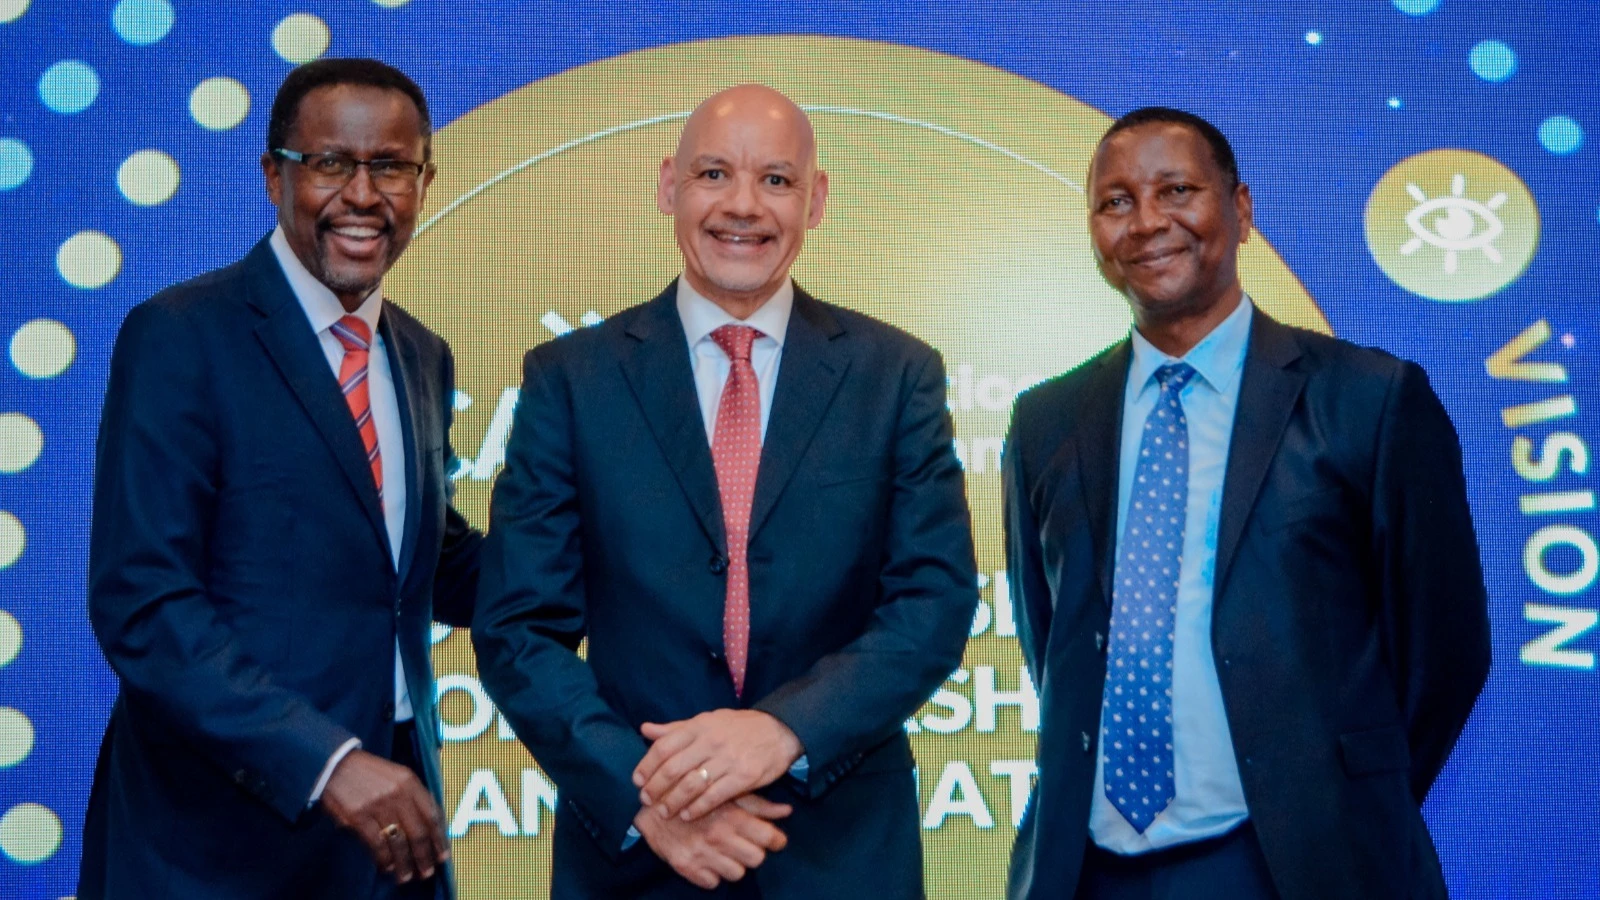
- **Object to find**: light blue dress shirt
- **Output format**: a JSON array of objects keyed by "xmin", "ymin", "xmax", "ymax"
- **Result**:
[{"xmin": 1089, "ymin": 296, "xmax": 1254, "ymax": 854}]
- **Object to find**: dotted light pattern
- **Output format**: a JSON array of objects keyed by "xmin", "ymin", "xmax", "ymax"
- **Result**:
[
  {"xmin": 1469, "ymin": 39, "xmax": 1517, "ymax": 83},
  {"xmin": 56, "ymin": 230, "xmax": 122, "ymax": 290},
  {"xmin": 0, "ymin": 0, "xmax": 29, "ymax": 25},
  {"xmin": 1539, "ymin": 115, "xmax": 1584, "ymax": 156},
  {"xmin": 272, "ymin": 12, "xmax": 330, "ymax": 64},
  {"xmin": 112, "ymin": 0, "xmax": 175, "ymax": 45},
  {"xmin": 0, "ymin": 139, "xmax": 32, "ymax": 191},
  {"xmin": 1393, "ymin": 0, "xmax": 1441, "ymax": 15},
  {"xmin": 116, "ymin": 149, "xmax": 181, "ymax": 206},
  {"xmin": 38, "ymin": 60, "xmax": 99, "ymax": 115},
  {"xmin": 0, "ymin": 415, "xmax": 43, "ymax": 475},
  {"xmin": 1101, "ymin": 363, "xmax": 1195, "ymax": 833},
  {"xmin": 9, "ymin": 320, "xmax": 76, "ymax": 380},
  {"xmin": 189, "ymin": 77, "xmax": 251, "ymax": 131},
  {"xmin": 0, "ymin": 708, "xmax": 33, "ymax": 768}
]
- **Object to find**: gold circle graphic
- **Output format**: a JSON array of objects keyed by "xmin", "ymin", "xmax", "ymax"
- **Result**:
[
  {"xmin": 1365, "ymin": 149, "xmax": 1538, "ymax": 302},
  {"xmin": 387, "ymin": 36, "xmax": 1328, "ymax": 898}
]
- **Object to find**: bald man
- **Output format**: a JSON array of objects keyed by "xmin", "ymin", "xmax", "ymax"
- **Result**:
[{"xmin": 473, "ymin": 85, "xmax": 978, "ymax": 898}]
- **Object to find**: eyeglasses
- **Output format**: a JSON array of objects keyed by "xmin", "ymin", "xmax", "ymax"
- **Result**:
[{"xmin": 271, "ymin": 148, "xmax": 429, "ymax": 195}]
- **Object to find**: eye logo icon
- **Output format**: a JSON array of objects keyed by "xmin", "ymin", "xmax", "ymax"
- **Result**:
[
  {"xmin": 1366, "ymin": 149, "xmax": 1538, "ymax": 302},
  {"xmin": 1399, "ymin": 174, "xmax": 1506, "ymax": 274}
]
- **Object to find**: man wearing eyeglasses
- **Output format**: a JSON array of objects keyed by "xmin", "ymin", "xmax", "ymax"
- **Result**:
[{"xmin": 80, "ymin": 58, "xmax": 481, "ymax": 900}]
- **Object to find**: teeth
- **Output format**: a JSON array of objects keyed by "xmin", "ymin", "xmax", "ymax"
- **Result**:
[{"xmin": 332, "ymin": 226, "xmax": 381, "ymax": 239}]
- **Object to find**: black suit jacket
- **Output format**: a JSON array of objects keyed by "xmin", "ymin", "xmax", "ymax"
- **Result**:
[
  {"xmin": 79, "ymin": 235, "xmax": 482, "ymax": 900},
  {"xmin": 1003, "ymin": 310, "xmax": 1490, "ymax": 900},
  {"xmin": 472, "ymin": 282, "xmax": 978, "ymax": 899}
]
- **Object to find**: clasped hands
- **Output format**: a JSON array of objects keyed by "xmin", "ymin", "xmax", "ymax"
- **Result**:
[{"xmin": 630, "ymin": 709, "xmax": 803, "ymax": 890}]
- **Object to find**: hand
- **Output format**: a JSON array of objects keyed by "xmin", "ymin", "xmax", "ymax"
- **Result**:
[
  {"xmin": 634, "ymin": 710, "xmax": 803, "ymax": 822},
  {"xmin": 633, "ymin": 793, "xmax": 792, "ymax": 890},
  {"xmin": 320, "ymin": 749, "xmax": 449, "ymax": 884}
]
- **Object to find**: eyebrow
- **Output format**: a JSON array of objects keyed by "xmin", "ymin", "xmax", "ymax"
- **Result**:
[{"xmin": 685, "ymin": 155, "xmax": 799, "ymax": 173}]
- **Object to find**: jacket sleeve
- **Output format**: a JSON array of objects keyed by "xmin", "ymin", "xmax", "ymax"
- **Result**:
[
  {"xmin": 430, "ymin": 342, "xmax": 483, "ymax": 628},
  {"xmin": 88, "ymin": 301, "xmax": 355, "ymax": 822},
  {"xmin": 1003, "ymin": 407, "xmax": 1053, "ymax": 688},
  {"xmin": 471, "ymin": 346, "xmax": 649, "ymax": 857},
  {"xmin": 1370, "ymin": 361, "xmax": 1492, "ymax": 801},
  {"xmin": 754, "ymin": 348, "xmax": 979, "ymax": 797}
]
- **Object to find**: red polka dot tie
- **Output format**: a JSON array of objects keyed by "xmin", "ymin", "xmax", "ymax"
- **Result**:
[
  {"xmin": 330, "ymin": 315, "xmax": 383, "ymax": 506},
  {"xmin": 709, "ymin": 324, "xmax": 763, "ymax": 698}
]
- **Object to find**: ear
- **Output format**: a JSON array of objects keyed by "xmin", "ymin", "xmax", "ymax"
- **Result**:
[
  {"xmin": 806, "ymin": 169, "xmax": 829, "ymax": 229},
  {"xmin": 656, "ymin": 157, "xmax": 676, "ymax": 216},
  {"xmin": 262, "ymin": 152, "xmax": 283, "ymax": 207},
  {"xmin": 418, "ymin": 163, "xmax": 437, "ymax": 209},
  {"xmin": 1234, "ymin": 181, "xmax": 1254, "ymax": 244}
]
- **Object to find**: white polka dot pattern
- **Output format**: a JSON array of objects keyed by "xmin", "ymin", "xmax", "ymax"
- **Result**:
[
  {"xmin": 710, "ymin": 324, "xmax": 763, "ymax": 697},
  {"xmin": 1101, "ymin": 362, "xmax": 1195, "ymax": 833}
]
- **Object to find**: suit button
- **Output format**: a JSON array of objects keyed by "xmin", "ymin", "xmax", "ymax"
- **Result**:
[
  {"xmin": 1222, "ymin": 658, "xmax": 1232, "ymax": 668},
  {"xmin": 709, "ymin": 555, "xmax": 728, "ymax": 575},
  {"xmin": 1094, "ymin": 632, "xmax": 1105, "ymax": 652},
  {"xmin": 1081, "ymin": 732, "xmax": 1091, "ymax": 753}
]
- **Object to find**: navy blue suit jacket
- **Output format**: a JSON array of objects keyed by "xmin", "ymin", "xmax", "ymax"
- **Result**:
[
  {"xmin": 79, "ymin": 235, "xmax": 482, "ymax": 900},
  {"xmin": 1003, "ymin": 311, "xmax": 1491, "ymax": 900},
  {"xmin": 472, "ymin": 283, "xmax": 979, "ymax": 899}
]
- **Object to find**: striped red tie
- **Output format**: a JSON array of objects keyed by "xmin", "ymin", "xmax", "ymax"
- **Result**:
[
  {"xmin": 330, "ymin": 315, "xmax": 383, "ymax": 506},
  {"xmin": 709, "ymin": 324, "xmax": 763, "ymax": 698}
]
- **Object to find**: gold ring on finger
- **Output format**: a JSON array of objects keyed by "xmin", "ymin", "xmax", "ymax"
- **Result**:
[
  {"xmin": 381, "ymin": 823, "xmax": 403, "ymax": 840},
  {"xmin": 699, "ymin": 767, "xmax": 710, "ymax": 783}
]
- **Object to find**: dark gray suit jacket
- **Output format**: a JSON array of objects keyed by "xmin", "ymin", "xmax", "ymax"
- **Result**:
[
  {"xmin": 1004, "ymin": 310, "xmax": 1490, "ymax": 900},
  {"xmin": 473, "ymin": 282, "xmax": 978, "ymax": 899}
]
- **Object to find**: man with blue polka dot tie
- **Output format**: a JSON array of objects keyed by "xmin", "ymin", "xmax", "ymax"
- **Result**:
[{"xmin": 1004, "ymin": 107, "xmax": 1489, "ymax": 900}]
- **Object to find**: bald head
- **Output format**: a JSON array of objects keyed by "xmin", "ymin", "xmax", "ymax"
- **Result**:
[
  {"xmin": 674, "ymin": 84, "xmax": 818, "ymax": 169},
  {"xmin": 659, "ymin": 84, "xmax": 829, "ymax": 317}
]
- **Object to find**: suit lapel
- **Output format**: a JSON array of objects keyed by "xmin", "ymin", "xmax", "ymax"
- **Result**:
[
  {"xmin": 380, "ymin": 310, "xmax": 424, "ymax": 590},
  {"xmin": 748, "ymin": 289, "xmax": 849, "ymax": 542},
  {"xmin": 1078, "ymin": 342, "xmax": 1132, "ymax": 608},
  {"xmin": 244, "ymin": 237, "xmax": 393, "ymax": 559},
  {"xmin": 618, "ymin": 282, "xmax": 727, "ymax": 552},
  {"xmin": 1213, "ymin": 311, "xmax": 1306, "ymax": 597}
]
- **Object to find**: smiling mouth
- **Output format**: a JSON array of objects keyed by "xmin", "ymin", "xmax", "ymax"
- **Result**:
[
  {"xmin": 1130, "ymin": 246, "xmax": 1185, "ymax": 267},
  {"xmin": 321, "ymin": 223, "xmax": 390, "ymax": 257},
  {"xmin": 707, "ymin": 229, "xmax": 776, "ymax": 250}
]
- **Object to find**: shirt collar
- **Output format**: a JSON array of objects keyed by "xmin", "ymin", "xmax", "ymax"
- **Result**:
[
  {"xmin": 1127, "ymin": 294, "xmax": 1253, "ymax": 397},
  {"xmin": 269, "ymin": 226, "xmax": 384, "ymax": 338},
  {"xmin": 675, "ymin": 275, "xmax": 793, "ymax": 349}
]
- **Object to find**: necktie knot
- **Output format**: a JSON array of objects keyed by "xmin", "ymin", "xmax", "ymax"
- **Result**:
[
  {"xmin": 1154, "ymin": 362, "xmax": 1196, "ymax": 394},
  {"xmin": 331, "ymin": 315, "xmax": 372, "ymax": 354},
  {"xmin": 710, "ymin": 324, "xmax": 761, "ymax": 363}
]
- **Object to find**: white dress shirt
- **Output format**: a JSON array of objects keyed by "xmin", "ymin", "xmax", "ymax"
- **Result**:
[
  {"xmin": 268, "ymin": 228, "xmax": 412, "ymax": 805},
  {"xmin": 677, "ymin": 276, "xmax": 792, "ymax": 443},
  {"xmin": 1090, "ymin": 295, "xmax": 1255, "ymax": 853}
]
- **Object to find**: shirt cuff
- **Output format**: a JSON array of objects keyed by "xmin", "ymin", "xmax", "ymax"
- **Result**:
[
  {"xmin": 789, "ymin": 754, "xmax": 809, "ymax": 783},
  {"xmin": 623, "ymin": 825, "xmax": 641, "ymax": 851},
  {"xmin": 308, "ymin": 737, "xmax": 363, "ymax": 807}
]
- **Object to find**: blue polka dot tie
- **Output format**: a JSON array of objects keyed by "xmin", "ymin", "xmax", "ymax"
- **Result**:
[{"xmin": 1102, "ymin": 362, "xmax": 1196, "ymax": 833}]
